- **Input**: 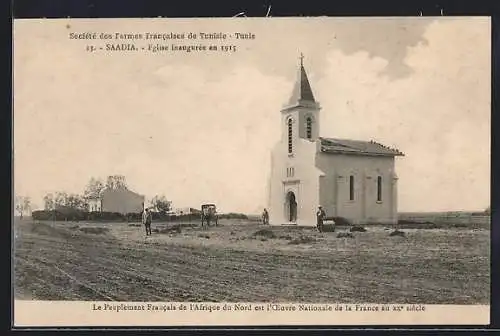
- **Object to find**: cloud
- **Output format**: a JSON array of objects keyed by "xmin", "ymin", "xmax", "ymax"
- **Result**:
[
  {"xmin": 331, "ymin": 18, "xmax": 432, "ymax": 79},
  {"xmin": 316, "ymin": 18, "xmax": 490, "ymax": 211}
]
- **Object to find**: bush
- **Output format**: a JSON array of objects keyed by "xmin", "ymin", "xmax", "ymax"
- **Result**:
[
  {"xmin": 397, "ymin": 221, "xmax": 440, "ymax": 229},
  {"xmin": 330, "ymin": 217, "xmax": 352, "ymax": 226},
  {"xmin": 252, "ymin": 229, "xmax": 276, "ymax": 239},
  {"xmin": 32, "ymin": 209, "xmax": 87, "ymax": 221},
  {"xmin": 32, "ymin": 210, "xmax": 53, "ymax": 221},
  {"xmin": 31, "ymin": 210, "xmax": 142, "ymax": 222},
  {"xmin": 350, "ymin": 226, "xmax": 367, "ymax": 232},
  {"xmin": 79, "ymin": 227, "xmax": 109, "ymax": 235},
  {"xmin": 125, "ymin": 212, "xmax": 142, "ymax": 222},
  {"xmin": 88, "ymin": 211, "xmax": 126, "ymax": 221},
  {"xmin": 288, "ymin": 236, "xmax": 316, "ymax": 245},
  {"xmin": 157, "ymin": 224, "xmax": 182, "ymax": 234},
  {"xmin": 321, "ymin": 224, "xmax": 336, "ymax": 232},
  {"xmin": 337, "ymin": 232, "xmax": 354, "ymax": 238},
  {"xmin": 389, "ymin": 230, "xmax": 406, "ymax": 237}
]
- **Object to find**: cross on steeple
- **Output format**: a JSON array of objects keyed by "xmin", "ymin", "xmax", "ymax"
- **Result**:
[{"xmin": 284, "ymin": 52, "xmax": 316, "ymax": 107}]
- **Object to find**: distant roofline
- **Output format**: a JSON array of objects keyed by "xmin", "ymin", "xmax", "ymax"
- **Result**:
[{"xmin": 100, "ymin": 188, "xmax": 145, "ymax": 198}]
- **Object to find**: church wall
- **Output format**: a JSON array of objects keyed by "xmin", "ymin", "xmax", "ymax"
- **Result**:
[
  {"xmin": 316, "ymin": 153, "xmax": 398, "ymax": 225},
  {"xmin": 268, "ymin": 138, "xmax": 320, "ymax": 226}
]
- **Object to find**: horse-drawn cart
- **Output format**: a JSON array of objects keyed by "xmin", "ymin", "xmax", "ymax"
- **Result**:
[{"xmin": 201, "ymin": 203, "xmax": 218, "ymax": 228}]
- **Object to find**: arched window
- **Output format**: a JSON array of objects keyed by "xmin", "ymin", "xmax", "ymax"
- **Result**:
[
  {"xmin": 349, "ymin": 175, "xmax": 355, "ymax": 201},
  {"xmin": 377, "ymin": 176, "xmax": 382, "ymax": 202},
  {"xmin": 288, "ymin": 118, "xmax": 293, "ymax": 154},
  {"xmin": 306, "ymin": 117, "xmax": 312, "ymax": 139}
]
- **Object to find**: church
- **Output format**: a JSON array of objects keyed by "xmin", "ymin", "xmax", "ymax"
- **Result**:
[{"xmin": 267, "ymin": 55, "xmax": 404, "ymax": 226}]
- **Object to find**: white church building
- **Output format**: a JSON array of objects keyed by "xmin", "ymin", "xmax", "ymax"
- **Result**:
[{"xmin": 267, "ymin": 56, "xmax": 404, "ymax": 226}]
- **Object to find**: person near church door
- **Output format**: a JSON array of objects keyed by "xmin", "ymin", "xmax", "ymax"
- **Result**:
[
  {"xmin": 262, "ymin": 208, "xmax": 269, "ymax": 225},
  {"xmin": 316, "ymin": 206, "xmax": 326, "ymax": 232}
]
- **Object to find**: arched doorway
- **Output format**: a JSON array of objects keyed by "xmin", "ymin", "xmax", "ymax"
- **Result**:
[{"xmin": 285, "ymin": 191, "xmax": 297, "ymax": 223}]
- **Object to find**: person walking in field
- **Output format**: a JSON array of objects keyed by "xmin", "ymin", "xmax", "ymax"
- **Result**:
[
  {"xmin": 262, "ymin": 208, "xmax": 269, "ymax": 225},
  {"xmin": 316, "ymin": 206, "xmax": 326, "ymax": 233},
  {"xmin": 142, "ymin": 207, "xmax": 152, "ymax": 236}
]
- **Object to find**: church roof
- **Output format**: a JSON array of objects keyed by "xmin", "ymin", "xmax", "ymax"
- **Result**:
[{"xmin": 320, "ymin": 137, "xmax": 404, "ymax": 157}]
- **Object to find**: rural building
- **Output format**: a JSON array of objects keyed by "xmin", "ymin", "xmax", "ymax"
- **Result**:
[
  {"xmin": 174, "ymin": 207, "xmax": 201, "ymax": 215},
  {"xmin": 267, "ymin": 56, "xmax": 404, "ymax": 226},
  {"xmin": 88, "ymin": 188, "xmax": 145, "ymax": 214}
]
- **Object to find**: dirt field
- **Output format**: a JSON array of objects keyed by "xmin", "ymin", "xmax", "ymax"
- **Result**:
[{"xmin": 14, "ymin": 218, "xmax": 490, "ymax": 304}]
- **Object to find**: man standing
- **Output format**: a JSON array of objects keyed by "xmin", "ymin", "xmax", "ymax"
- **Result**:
[
  {"xmin": 316, "ymin": 206, "xmax": 326, "ymax": 233},
  {"xmin": 142, "ymin": 207, "xmax": 152, "ymax": 236},
  {"xmin": 262, "ymin": 208, "xmax": 269, "ymax": 225}
]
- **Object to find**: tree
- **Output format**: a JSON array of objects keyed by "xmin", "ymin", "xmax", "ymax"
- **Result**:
[
  {"xmin": 43, "ymin": 193, "xmax": 55, "ymax": 210},
  {"xmin": 23, "ymin": 197, "xmax": 32, "ymax": 216},
  {"xmin": 65, "ymin": 193, "xmax": 88, "ymax": 211},
  {"xmin": 151, "ymin": 195, "xmax": 172, "ymax": 214},
  {"xmin": 106, "ymin": 175, "xmax": 128, "ymax": 190},
  {"xmin": 83, "ymin": 177, "xmax": 104, "ymax": 199},
  {"xmin": 54, "ymin": 192, "xmax": 68, "ymax": 209},
  {"xmin": 15, "ymin": 196, "xmax": 31, "ymax": 219}
]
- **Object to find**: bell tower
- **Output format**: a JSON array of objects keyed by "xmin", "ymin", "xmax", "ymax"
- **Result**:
[{"xmin": 281, "ymin": 53, "xmax": 321, "ymax": 154}]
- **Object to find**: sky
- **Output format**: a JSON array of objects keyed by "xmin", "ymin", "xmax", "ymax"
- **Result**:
[{"xmin": 13, "ymin": 17, "xmax": 491, "ymax": 214}]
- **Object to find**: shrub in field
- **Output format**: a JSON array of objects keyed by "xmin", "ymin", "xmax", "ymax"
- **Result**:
[
  {"xmin": 331, "ymin": 217, "xmax": 352, "ymax": 226},
  {"xmin": 413, "ymin": 222, "xmax": 440, "ymax": 229},
  {"xmin": 79, "ymin": 227, "xmax": 109, "ymax": 235},
  {"xmin": 350, "ymin": 226, "xmax": 367, "ymax": 232},
  {"xmin": 451, "ymin": 223, "xmax": 468, "ymax": 228},
  {"xmin": 389, "ymin": 230, "xmax": 406, "ymax": 237},
  {"xmin": 288, "ymin": 236, "xmax": 316, "ymax": 245},
  {"xmin": 198, "ymin": 234, "xmax": 210, "ymax": 239},
  {"xmin": 397, "ymin": 220, "xmax": 439, "ymax": 229},
  {"xmin": 337, "ymin": 232, "xmax": 354, "ymax": 238},
  {"xmin": 278, "ymin": 234, "xmax": 293, "ymax": 240},
  {"xmin": 31, "ymin": 210, "xmax": 52, "ymax": 221},
  {"xmin": 33, "ymin": 210, "xmax": 146, "ymax": 222},
  {"xmin": 157, "ymin": 224, "xmax": 182, "ymax": 234},
  {"xmin": 252, "ymin": 229, "xmax": 277, "ymax": 239},
  {"xmin": 321, "ymin": 224, "xmax": 336, "ymax": 232},
  {"xmin": 32, "ymin": 209, "xmax": 87, "ymax": 221},
  {"xmin": 125, "ymin": 212, "xmax": 142, "ymax": 222},
  {"xmin": 87, "ymin": 211, "xmax": 126, "ymax": 221}
]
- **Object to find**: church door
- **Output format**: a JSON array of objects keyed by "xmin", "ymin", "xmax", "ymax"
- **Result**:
[{"xmin": 286, "ymin": 191, "xmax": 297, "ymax": 222}]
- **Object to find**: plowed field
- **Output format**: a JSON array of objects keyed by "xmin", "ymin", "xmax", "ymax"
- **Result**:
[{"xmin": 14, "ymin": 219, "xmax": 490, "ymax": 303}]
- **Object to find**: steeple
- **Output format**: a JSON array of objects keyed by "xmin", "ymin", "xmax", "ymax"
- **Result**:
[
  {"xmin": 285, "ymin": 53, "xmax": 317, "ymax": 109},
  {"xmin": 280, "ymin": 54, "xmax": 321, "ymax": 144}
]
